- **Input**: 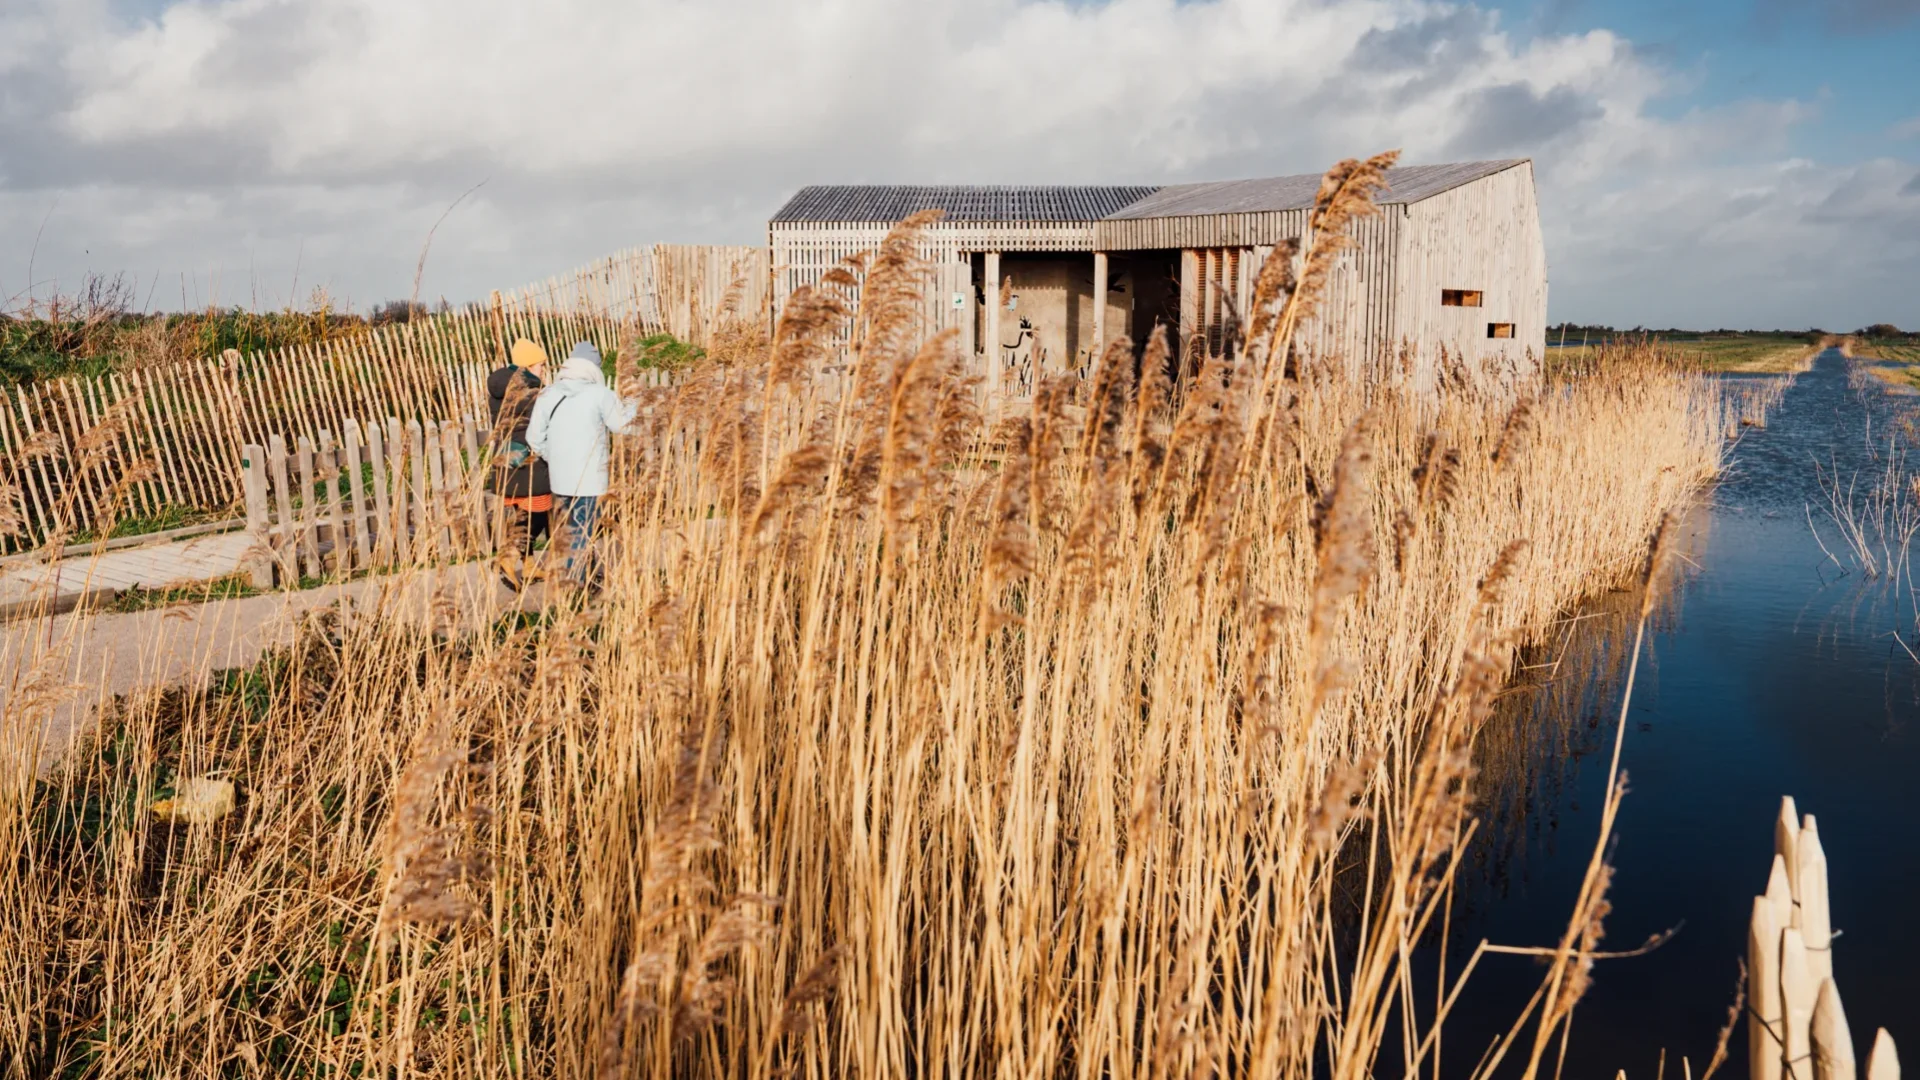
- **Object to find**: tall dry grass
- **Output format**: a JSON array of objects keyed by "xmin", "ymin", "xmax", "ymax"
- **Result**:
[{"xmin": 1, "ymin": 160, "xmax": 1729, "ymax": 1079}]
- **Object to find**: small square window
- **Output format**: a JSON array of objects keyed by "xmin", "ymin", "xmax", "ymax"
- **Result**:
[
  {"xmin": 1488, "ymin": 323, "xmax": 1515, "ymax": 339},
  {"xmin": 1442, "ymin": 289, "xmax": 1483, "ymax": 307}
]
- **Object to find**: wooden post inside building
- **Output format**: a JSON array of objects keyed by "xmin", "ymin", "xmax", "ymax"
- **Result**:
[
  {"xmin": 1092, "ymin": 251, "xmax": 1109, "ymax": 353},
  {"xmin": 1179, "ymin": 249, "xmax": 1200, "ymax": 364},
  {"xmin": 984, "ymin": 251, "xmax": 1002, "ymax": 382}
]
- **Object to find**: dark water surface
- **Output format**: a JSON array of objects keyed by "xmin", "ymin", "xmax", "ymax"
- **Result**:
[{"xmin": 1443, "ymin": 350, "xmax": 1920, "ymax": 1076}]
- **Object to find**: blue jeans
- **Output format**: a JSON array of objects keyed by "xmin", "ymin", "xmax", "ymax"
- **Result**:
[{"xmin": 552, "ymin": 494, "xmax": 601, "ymax": 585}]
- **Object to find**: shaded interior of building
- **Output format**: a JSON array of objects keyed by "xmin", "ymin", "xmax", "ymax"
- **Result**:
[{"xmin": 969, "ymin": 250, "xmax": 1182, "ymax": 391}]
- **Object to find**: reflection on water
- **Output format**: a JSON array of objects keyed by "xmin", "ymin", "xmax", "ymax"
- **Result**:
[{"xmin": 1443, "ymin": 350, "xmax": 1920, "ymax": 1077}]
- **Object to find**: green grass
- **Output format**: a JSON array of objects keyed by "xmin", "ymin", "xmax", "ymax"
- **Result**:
[
  {"xmin": 1669, "ymin": 335, "xmax": 1822, "ymax": 372},
  {"xmin": 71, "ymin": 504, "xmax": 230, "ymax": 545},
  {"xmin": 0, "ymin": 309, "xmax": 367, "ymax": 385},
  {"xmin": 1854, "ymin": 337, "xmax": 1920, "ymax": 365},
  {"xmin": 601, "ymin": 331, "xmax": 704, "ymax": 382},
  {"xmin": 110, "ymin": 573, "xmax": 260, "ymax": 613},
  {"xmin": 1547, "ymin": 333, "xmax": 1821, "ymax": 375}
]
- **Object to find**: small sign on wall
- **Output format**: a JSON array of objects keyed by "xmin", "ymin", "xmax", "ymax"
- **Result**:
[{"xmin": 952, "ymin": 292, "xmax": 965, "ymax": 309}]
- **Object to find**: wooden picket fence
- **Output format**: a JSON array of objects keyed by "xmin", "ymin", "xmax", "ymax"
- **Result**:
[
  {"xmin": 0, "ymin": 244, "xmax": 766, "ymax": 555},
  {"xmin": 1748, "ymin": 797, "xmax": 1900, "ymax": 1080},
  {"xmin": 237, "ymin": 368, "xmax": 686, "ymax": 587},
  {"xmin": 240, "ymin": 417, "xmax": 492, "ymax": 587}
]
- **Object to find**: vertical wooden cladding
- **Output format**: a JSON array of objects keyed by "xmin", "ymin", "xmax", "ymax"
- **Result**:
[
  {"xmin": 1094, "ymin": 209, "xmax": 1403, "ymax": 379},
  {"xmin": 1189, "ymin": 247, "xmax": 1253, "ymax": 358},
  {"xmin": 767, "ymin": 221, "xmax": 1087, "ymax": 368},
  {"xmin": 1391, "ymin": 162, "xmax": 1548, "ymax": 375},
  {"xmin": 1090, "ymin": 162, "xmax": 1543, "ymax": 383}
]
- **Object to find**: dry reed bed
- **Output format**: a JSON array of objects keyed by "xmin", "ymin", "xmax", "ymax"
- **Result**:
[{"xmin": 2, "ymin": 164, "xmax": 1728, "ymax": 1079}]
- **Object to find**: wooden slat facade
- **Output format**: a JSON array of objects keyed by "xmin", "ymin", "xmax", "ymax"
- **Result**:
[{"xmin": 767, "ymin": 160, "xmax": 1550, "ymax": 400}]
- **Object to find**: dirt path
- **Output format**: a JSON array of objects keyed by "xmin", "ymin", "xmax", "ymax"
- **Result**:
[{"xmin": 1, "ymin": 563, "xmax": 543, "ymax": 773}]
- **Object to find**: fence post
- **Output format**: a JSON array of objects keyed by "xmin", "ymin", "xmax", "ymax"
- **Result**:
[
  {"xmin": 345, "ymin": 421, "xmax": 372, "ymax": 569},
  {"xmin": 440, "ymin": 421, "xmax": 468, "ymax": 553},
  {"xmin": 268, "ymin": 434, "xmax": 297, "ymax": 586},
  {"xmin": 408, "ymin": 420, "xmax": 430, "ymax": 562},
  {"xmin": 424, "ymin": 419, "xmax": 450, "ymax": 556},
  {"xmin": 318, "ymin": 430, "xmax": 347, "ymax": 578},
  {"xmin": 240, "ymin": 444, "xmax": 274, "ymax": 589},
  {"xmin": 295, "ymin": 435, "xmax": 321, "ymax": 581},
  {"xmin": 369, "ymin": 420, "xmax": 393, "ymax": 566},
  {"xmin": 386, "ymin": 417, "xmax": 407, "ymax": 564},
  {"xmin": 491, "ymin": 289, "xmax": 507, "ymax": 362}
]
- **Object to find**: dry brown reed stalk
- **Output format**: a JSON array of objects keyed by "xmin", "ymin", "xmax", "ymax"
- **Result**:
[
  {"xmin": 1258, "ymin": 151, "xmax": 1399, "ymax": 382},
  {"xmin": 0, "ymin": 163, "xmax": 1734, "ymax": 1080}
]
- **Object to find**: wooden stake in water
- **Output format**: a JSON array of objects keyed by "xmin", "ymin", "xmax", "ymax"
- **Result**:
[
  {"xmin": 1750, "ymin": 894, "xmax": 1786, "ymax": 1080},
  {"xmin": 1782, "ymin": 927, "xmax": 1816, "ymax": 1079},
  {"xmin": 1767, "ymin": 854, "xmax": 1795, "ymax": 936},
  {"xmin": 1777, "ymin": 796, "xmax": 1802, "ymax": 924},
  {"xmin": 1798, "ymin": 817, "xmax": 1833, "ymax": 982},
  {"xmin": 1811, "ymin": 978, "xmax": 1855, "ymax": 1080},
  {"xmin": 1866, "ymin": 1030, "xmax": 1900, "ymax": 1080}
]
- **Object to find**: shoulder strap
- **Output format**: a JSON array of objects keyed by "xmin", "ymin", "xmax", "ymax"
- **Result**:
[{"xmin": 535, "ymin": 391, "xmax": 570, "ymax": 434}]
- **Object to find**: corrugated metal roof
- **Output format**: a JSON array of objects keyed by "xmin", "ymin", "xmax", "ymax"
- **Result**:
[
  {"xmin": 770, "ymin": 185, "xmax": 1161, "ymax": 224},
  {"xmin": 1101, "ymin": 160, "xmax": 1527, "ymax": 220}
]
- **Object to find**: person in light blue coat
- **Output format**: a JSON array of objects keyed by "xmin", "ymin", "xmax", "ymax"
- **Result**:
[{"xmin": 527, "ymin": 342, "xmax": 636, "ymax": 586}]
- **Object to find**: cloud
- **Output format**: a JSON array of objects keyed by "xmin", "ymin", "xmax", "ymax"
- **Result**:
[
  {"xmin": 0, "ymin": 0, "xmax": 1914, "ymax": 330},
  {"xmin": 1446, "ymin": 83, "xmax": 1605, "ymax": 158}
]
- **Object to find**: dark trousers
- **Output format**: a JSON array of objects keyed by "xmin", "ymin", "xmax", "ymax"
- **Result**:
[{"xmin": 508, "ymin": 508, "xmax": 551, "ymax": 555}]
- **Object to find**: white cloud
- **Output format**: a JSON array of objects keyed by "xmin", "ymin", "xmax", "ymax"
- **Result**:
[{"xmin": 2, "ymin": 0, "xmax": 1916, "ymax": 329}]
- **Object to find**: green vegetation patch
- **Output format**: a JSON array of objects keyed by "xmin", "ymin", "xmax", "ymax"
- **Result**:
[{"xmin": 111, "ymin": 572, "xmax": 260, "ymax": 613}]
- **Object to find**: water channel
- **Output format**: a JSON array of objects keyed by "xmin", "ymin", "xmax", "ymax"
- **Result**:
[{"xmin": 1441, "ymin": 349, "xmax": 1920, "ymax": 1076}]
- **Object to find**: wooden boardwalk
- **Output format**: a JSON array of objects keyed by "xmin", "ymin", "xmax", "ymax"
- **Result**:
[{"xmin": 0, "ymin": 529, "xmax": 255, "ymax": 620}]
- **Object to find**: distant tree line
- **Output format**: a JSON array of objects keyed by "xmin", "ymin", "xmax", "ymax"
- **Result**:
[{"xmin": 1549, "ymin": 322, "xmax": 1912, "ymax": 342}]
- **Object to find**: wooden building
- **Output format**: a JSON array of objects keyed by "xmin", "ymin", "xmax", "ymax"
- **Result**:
[{"xmin": 768, "ymin": 159, "xmax": 1545, "ymax": 397}]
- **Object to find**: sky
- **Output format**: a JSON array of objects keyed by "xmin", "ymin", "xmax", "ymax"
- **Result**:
[{"xmin": 1, "ymin": 0, "xmax": 1916, "ymax": 331}]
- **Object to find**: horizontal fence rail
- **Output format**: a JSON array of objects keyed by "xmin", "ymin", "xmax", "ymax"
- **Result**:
[{"xmin": 0, "ymin": 244, "xmax": 765, "ymax": 554}]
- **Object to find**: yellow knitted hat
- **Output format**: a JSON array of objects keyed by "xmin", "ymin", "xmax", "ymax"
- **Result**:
[{"xmin": 510, "ymin": 338, "xmax": 548, "ymax": 369}]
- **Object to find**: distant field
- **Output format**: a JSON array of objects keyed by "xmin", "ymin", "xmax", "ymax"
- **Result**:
[
  {"xmin": 1547, "ymin": 334, "xmax": 1821, "ymax": 375},
  {"xmin": 1851, "ymin": 337, "xmax": 1920, "ymax": 393},
  {"xmin": 1853, "ymin": 337, "xmax": 1920, "ymax": 365}
]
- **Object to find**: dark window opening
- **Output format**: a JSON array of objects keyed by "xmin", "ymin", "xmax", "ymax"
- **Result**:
[
  {"xmin": 1442, "ymin": 289, "xmax": 1484, "ymax": 307},
  {"xmin": 1488, "ymin": 323, "xmax": 1515, "ymax": 339}
]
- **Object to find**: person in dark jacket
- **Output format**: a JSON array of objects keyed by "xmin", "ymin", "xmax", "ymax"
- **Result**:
[{"xmin": 487, "ymin": 338, "xmax": 553, "ymax": 589}]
